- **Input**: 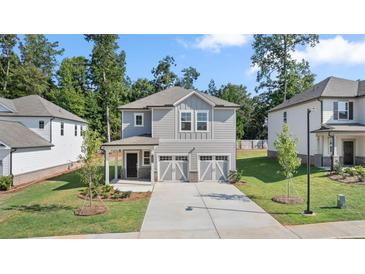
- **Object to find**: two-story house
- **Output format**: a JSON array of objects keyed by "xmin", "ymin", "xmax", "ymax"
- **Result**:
[
  {"xmin": 0, "ymin": 95, "xmax": 87, "ymax": 186},
  {"xmin": 102, "ymin": 87, "xmax": 239, "ymax": 183},
  {"xmin": 268, "ymin": 76, "xmax": 365, "ymax": 169}
]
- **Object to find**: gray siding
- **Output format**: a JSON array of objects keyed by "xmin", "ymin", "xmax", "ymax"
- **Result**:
[
  {"xmin": 176, "ymin": 94, "xmax": 212, "ymax": 140},
  {"xmin": 155, "ymin": 140, "xmax": 236, "ymax": 171},
  {"xmin": 0, "ymin": 148, "xmax": 11, "ymax": 176},
  {"xmin": 214, "ymin": 109, "xmax": 236, "ymax": 139},
  {"xmin": 122, "ymin": 110, "xmax": 151, "ymax": 138},
  {"xmin": 152, "ymin": 108, "xmax": 175, "ymax": 139}
]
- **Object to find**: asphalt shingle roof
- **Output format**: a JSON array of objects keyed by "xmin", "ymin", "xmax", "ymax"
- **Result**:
[
  {"xmin": 0, "ymin": 120, "xmax": 53, "ymax": 148},
  {"xmin": 312, "ymin": 123, "xmax": 365, "ymax": 133},
  {"xmin": 0, "ymin": 95, "xmax": 86, "ymax": 123},
  {"xmin": 270, "ymin": 76, "xmax": 365, "ymax": 112},
  {"xmin": 119, "ymin": 87, "xmax": 239, "ymax": 109},
  {"xmin": 102, "ymin": 136, "xmax": 159, "ymax": 147}
]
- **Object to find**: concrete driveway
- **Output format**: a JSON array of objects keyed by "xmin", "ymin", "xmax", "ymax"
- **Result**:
[{"xmin": 140, "ymin": 182, "xmax": 297, "ymax": 239}]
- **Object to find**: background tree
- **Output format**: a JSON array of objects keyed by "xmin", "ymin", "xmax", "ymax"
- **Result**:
[
  {"xmin": 0, "ymin": 35, "xmax": 18, "ymax": 96},
  {"xmin": 219, "ymin": 83, "xmax": 253, "ymax": 139},
  {"xmin": 129, "ymin": 78, "xmax": 156, "ymax": 102},
  {"xmin": 205, "ymin": 79, "xmax": 220, "ymax": 96},
  {"xmin": 151, "ymin": 55, "xmax": 178, "ymax": 91},
  {"xmin": 274, "ymin": 123, "xmax": 301, "ymax": 199},
  {"xmin": 85, "ymin": 34, "xmax": 128, "ymax": 141},
  {"xmin": 176, "ymin": 66, "xmax": 200, "ymax": 89}
]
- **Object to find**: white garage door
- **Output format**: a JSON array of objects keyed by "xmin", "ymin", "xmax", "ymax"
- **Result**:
[
  {"xmin": 199, "ymin": 155, "xmax": 229, "ymax": 182},
  {"xmin": 158, "ymin": 155, "xmax": 188, "ymax": 182}
]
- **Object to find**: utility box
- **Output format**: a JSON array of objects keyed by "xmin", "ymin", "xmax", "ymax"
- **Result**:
[{"xmin": 337, "ymin": 194, "xmax": 346, "ymax": 209}]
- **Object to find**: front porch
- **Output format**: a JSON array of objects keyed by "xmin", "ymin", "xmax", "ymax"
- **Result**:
[
  {"xmin": 101, "ymin": 136, "xmax": 159, "ymax": 186},
  {"xmin": 313, "ymin": 124, "xmax": 365, "ymax": 168}
]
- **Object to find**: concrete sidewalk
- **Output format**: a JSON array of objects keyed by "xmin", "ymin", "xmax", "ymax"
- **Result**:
[
  {"xmin": 139, "ymin": 182, "xmax": 297, "ymax": 239},
  {"xmin": 286, "ymin": 220, "xmax": 365, "ymax": 239}
]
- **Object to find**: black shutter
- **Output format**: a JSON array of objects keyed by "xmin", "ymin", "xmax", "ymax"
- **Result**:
[
  {"xmin": 349, "ymin": 102, "xmax": 353, "ymax": 120},
  {"xmin": 334, "ymin": 102, "xmax": 338, "ymax": 120}
]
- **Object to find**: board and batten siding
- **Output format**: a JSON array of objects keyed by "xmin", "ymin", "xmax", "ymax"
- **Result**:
[
  {"xmin": 152, "ymin": 108, "xmax": 175, "ymax": 139},
  {"xmin": 0, "ymin": 147, "xmax": 10, "ymax": 176},
  {"xmin": 175, "ymin": 94, "xmax": 212, "ymax": 140},
  {"xmin": 155, "ymin": 140, "xmax": 236, "ymax": 171},
  {"xmin": 122, "ymin": 110, "xmax": 151, "ymax": 138},
  {"xmin": 268, "ymin": 100, "xmax": 321, "ymax": 155},
  {"xmin": 11, "ymin": 118, "xmax": 85, "ymax": 175}
]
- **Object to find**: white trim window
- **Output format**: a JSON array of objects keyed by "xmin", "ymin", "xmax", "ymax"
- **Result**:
[
  {"xmin": 195, "ymin": 111, "xmax": 209, "ymax": 131},
  {"xmin": 338, "ymin": 101, "xmax": 348, "ymax": 120},
  {"xmin": 39, "ymin": 120, "xmax": 45, "ymax": 129},
  {"xmin": 179, "ymin": 110, "xmax": 192, "ymax": 132},
  {"xmin": 143, "ymin": 150, "xmax": 151, "ymax": 166},
  {"xmin": 134, "ymin": 113, "xmax": 144, "ymax": 127}
]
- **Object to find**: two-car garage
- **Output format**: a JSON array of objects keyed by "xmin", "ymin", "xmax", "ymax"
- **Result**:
[{"xmin": 157, "ymin": 153, "xmax": 230, "ymax": 183}]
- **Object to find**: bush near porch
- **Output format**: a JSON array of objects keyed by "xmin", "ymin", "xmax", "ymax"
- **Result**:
[
  {"xmin": 0, "ymin": 164, "xmax": 149, "ymax": 238},
  {"xmin": 235, "ymin": 150, "xmax": 365, "ymax": 225}
]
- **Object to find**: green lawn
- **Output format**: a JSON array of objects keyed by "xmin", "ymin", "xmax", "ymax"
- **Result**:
[
  {"xmin": 0, "ymin": 166, "xmax": 150, "ymax": 238},
  {"xmin": 236, "ymin": 150, "xmax": 365, "ymax": 225}
]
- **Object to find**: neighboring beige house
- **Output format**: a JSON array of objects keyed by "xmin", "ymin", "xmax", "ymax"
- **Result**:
[
  {"xmin": 101, "ymin": 87, "xmax": 239, "ymax": 183},
  {"xmin": 0, "ymin": 95, "xmax": 87, "ymax": 186},
  {"xmin": 268, "ymin": 76, "xmax": 365, "ymax": 168}
]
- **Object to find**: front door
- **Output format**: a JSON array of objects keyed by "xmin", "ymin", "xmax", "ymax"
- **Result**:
[
  {"xmin": 126, "ymin": 153, "xmax": 138, "ymax": 178},
  {"xmin": 343, "ymin": 141, "xmax": 354, "ymax": 165}
]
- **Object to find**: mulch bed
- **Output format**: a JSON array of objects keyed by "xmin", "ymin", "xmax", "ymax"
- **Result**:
[
  {"xmin": 328, "ymin": 174, "xmax": 365, "ymax": 185},
  {"xmin": 74, "ymin": 205, "xmax": 107, "ymax": 216},
  {"xmin": 272, "ymin": 195, "xmax": 304, "ymax": 204},
  {"xmin": 234, "ymin": 180, "xmax": 249, "ymax": 186},
  {"xmin": 78, "ymin": 192, "xmax": 151, "ymax": 202}
]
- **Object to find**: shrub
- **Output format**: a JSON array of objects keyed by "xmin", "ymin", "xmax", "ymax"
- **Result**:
[
  {"xmin": 101, "ymin": 184, "xmax": 114, "ymax": 194},
  {"xmin": 355, "ymin": 165, "xmax": 365, "ymax": 182},
  {"xmin": 343, "ymin": 167, "xmax": 357, "ymax": 177},
  {"xmin": 0, "ymin": 176, "xmax": 13, "ymax": 191},
  {"xmin": 334, "ymin": 161, "xmax": 342, "ymax": 175},
  {"xmin": 112, "ymin": 191, "xmax": 131, "ymax": 199}
]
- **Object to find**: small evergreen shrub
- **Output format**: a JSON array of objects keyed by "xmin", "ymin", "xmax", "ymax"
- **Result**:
[
  {"xmin": 0, "ymin": 176, "xmax": 13, "ymax": 191},
  {"xmin": 343, "ymin": 167, "xmax": 357, "ymax": 177},
  {"xmin": 334, "ymin": 161, "xmax": 342, "ymax": 175},
  {"xmin": 355, "ymin": 165, "xmax": 365, "ymax": 182}
]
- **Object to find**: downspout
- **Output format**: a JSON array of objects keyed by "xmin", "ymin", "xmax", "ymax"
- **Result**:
[
  {"xmin": 100, "ymin": 147, "xmax": 106, "ymax": 183},
  {"xmin": 10, "ymin": 148, "xmax": 17, "ymax": 177},
  {"xmin": 50, "ymin": 117, "xmax": 55, "ymax": 143}
]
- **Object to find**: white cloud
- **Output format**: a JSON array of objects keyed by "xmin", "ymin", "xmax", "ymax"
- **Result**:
[
  {"xmin": 178, "ymin": 34, "xmax": 251, "ymax": 53},
  {"xmin": 245, "ymin": 64, "xmax": 259, "ymax": 76},
  {"xmin": 293, "ymin": 35, "xmax": 365, "ymax": 65}
]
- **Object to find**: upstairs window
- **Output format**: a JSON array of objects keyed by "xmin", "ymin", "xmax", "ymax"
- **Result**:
[
  {"xmin": 196, "ymin": 111, "xmax": 208, "ymax": 131},
  {"xmin": 134, "ymin": 113, "xmax": 144, "ymax": 127},
  {"xmin": 180, "ymin": 111, "xmax": 192, "ymax": 131},
  {"xmin": 74, "ymin": 125, "xmax": 78, "ymax": 136},
  {"xmin": 60, "ymin": 122, "xmax": 64, "ymax": 136},
  {"xmin": 283, "ymin": 112, "xmax": 287, "ymax": 123},
  {"xmin": 39, "ymin": 120, "xmax": 45, "ymax": 129},
  {"xmin": 334, "ymin": 101, "xmax": 353, "ymax": 120},
  {"xmin": 80, "ymin": 125, "xmax": 84, "ymax": 136}
]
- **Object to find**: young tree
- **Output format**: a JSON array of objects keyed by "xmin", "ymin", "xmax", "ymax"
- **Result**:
[
  {"xmin": 274, "ymin": 123, "xmax": 301, "ymax": 198},
  {"xmin": 79, "ymin": 129, "xmax": 103, "ymax": 207},
  {"xmin": 85, "ymin": 34, "xmax": 128, "ymax": 142},
  {"xmin": 151, "ymin": 55, "xmax": 178, "ymax": 91},
  {"xmin": 176, "ymin": 66, "xmax": 200, "ymax": 89},
  {"xmin": 251, "ymin": 34, "xmax": 318, "ymax": 104},
  {"xmin": 0, "ymin": 35, "xmax": 18, "ymax": 95}
]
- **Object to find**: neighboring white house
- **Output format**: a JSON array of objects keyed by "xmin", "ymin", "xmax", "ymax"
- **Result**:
[
  {"xmin": 268, "ymin": 76, "xmax": 365, "ymax": 168},
  {"xmin": 0, "ymin": 95, "xmax": 87, "ymax": 186},
  {"xmin": 101, "ymin": 87, "xmax": 239, "ymax": 183}
]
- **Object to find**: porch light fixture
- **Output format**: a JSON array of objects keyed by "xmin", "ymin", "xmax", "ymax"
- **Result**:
[{"xmin": 304, "ymin": 108, "xmax": 315, "ymax": 216}]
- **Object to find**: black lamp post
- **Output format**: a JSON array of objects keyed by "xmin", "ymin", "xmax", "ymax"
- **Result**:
[{"xmin": 304, "ymin": 108, "xmax": 314, "ymax": 215}]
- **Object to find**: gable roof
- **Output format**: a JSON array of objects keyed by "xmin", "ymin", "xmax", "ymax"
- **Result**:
[
  {"xmin": 0, "ymin": 120, "xmax": 53, "ymax": 149},
  {"xmin": 0, "ymin": 95, "xmax": 86, "ymax": 123},
  {"xmin": 270, "ymin": 76, "xmax": 365, "ymax": 112},
  {"xmin": 119, "ymin": 87, "xmax": 239, "ymax": 110}
]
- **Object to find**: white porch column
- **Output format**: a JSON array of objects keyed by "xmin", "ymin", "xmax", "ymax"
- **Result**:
[
  {"xmin": 150, "ymin": 149, "xmax": 155, "ymax": 183},
  {"xmin": 104, "ymin": 149, "xmax": 110, "ymax": 185},
  {"xmin": 114, "ymin": 150, "xmax": 119, "ymax": 181}
]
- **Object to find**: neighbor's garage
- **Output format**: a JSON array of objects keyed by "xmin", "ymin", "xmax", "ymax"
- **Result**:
[
  {"xmin": 198, "ymin": 155, "xmax": 229, "ymax": 182},
  {"xmin": 158, "ymin": 155, "xmax": 189, "ymax": 182}
]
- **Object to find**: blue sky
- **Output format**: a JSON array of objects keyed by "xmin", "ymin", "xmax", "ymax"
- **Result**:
[{"xmin": 21, "ymin": 34, "xmax": 365, "ymax": 96}]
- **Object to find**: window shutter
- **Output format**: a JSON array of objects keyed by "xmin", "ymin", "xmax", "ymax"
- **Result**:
[
  {"xmin": 349, "ymin": 102, "xmax": 354, "ymax": 120},
  {"xmin": 333, "ymin": 102, "xmax": 338, "ymax": 120}
]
